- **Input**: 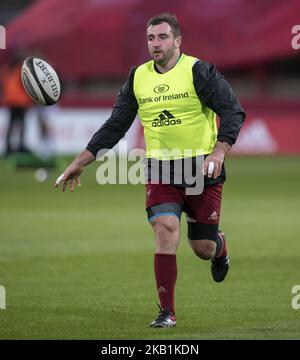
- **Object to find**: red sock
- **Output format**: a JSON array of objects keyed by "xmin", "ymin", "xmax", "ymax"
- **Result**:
[
  {"xmin": 216, "ymin": 231, "xmax": 227, "ymax": 258},
  {"xmin": 154, "ymin": 254, "xmax": 177, "ymax": 314}
]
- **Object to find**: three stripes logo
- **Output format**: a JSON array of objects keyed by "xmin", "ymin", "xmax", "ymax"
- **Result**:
[{"xmin": 152, "ymin": 110, "xmax": 181, "ymax": 127}]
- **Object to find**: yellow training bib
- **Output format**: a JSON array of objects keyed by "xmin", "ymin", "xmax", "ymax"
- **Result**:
[{"xmin": 133, "ymin": 54, "xmax": 217, "ymax": 160}]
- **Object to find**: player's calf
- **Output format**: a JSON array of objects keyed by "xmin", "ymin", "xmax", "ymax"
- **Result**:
[
  {"xmin": 187, "ymin": 221, "xmax": 218, "ymax": 259},
  {"xmin": 188, "ymin": 239, "xmax": 216, "ymax": 260},
  {"xmin": 211, "ymin": 231, "xmax": 230, "ymax": 282}
]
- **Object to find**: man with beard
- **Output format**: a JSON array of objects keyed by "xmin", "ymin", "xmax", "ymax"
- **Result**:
[{"xmin": 55, "ymin": 13, "xmax": 245, "ymax": 328}]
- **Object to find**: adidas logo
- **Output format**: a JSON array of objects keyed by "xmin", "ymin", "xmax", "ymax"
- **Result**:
[
  {"xmin": 152, "ymin": 110, "xmax": 181, "ymax": 127},
  {"xmin": 158, "ymin": 286, "xmax": 168, "ymax": 294},
  {"xmin": 208, "ymin": 210, "xmax": 218, "ymax": 221},
  {"xmin": 232, "ymin": 119, "xmax": 277, "ymax": 154}
]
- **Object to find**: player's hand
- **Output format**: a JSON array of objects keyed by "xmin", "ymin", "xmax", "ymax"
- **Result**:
[
  {"xmin": 54, "ymin": 162, "xmax": 83, "ymax": 192},
  {"xmin": 203, "ymin": 142, "xmax": 231, "ymax": 179}
]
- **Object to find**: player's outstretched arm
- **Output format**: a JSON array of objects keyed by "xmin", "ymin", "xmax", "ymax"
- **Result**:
[{"xmin": 54, "ymin": 149, "xmax": 95, "ymax": 192}]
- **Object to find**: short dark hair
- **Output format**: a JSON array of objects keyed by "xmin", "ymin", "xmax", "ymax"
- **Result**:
[{"xmin": 147, "ymin": 13, "xmax": 181, "ymax": 38}]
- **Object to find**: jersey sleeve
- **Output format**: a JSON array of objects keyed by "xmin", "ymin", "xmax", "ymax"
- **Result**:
[
  {"xmin": 86, "ymin": 67, "xmax": 138, "ymax": 157},
  {"xmin": 192, "ymin": 60, "xmax": 245, "ymax": 146}
]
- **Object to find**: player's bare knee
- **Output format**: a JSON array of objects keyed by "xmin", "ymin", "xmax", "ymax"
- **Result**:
[
  {"xmin": 151, "ymin": 216, "xmax": 180, "ymax": 253},
  {"xmin": 151, "ymin": 216, "xmax": 179, "ymax": 235}
]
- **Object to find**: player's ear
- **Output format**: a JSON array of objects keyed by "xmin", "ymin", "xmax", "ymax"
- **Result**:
[{"xmin": 175, "ymin": 36, "xmax": 182, "ymax": 48}]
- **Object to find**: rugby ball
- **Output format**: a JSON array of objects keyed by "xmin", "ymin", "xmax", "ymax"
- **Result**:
[{"xmin": 21, "ymin": 57, "xmax": 61, "ymax": 106}]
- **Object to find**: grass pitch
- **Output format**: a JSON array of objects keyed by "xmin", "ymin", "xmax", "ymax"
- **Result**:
[{"xmin": 0, "ymin": 156, "xmax": 299, "ymax": 339}]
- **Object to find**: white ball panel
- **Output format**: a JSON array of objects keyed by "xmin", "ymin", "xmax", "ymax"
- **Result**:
[
  {"xmin": 21, "ymin": 63, "xmax": 46, "ymax": 105},
  {"xmin": 33, "ymin": 58, "xmax": 60, "ymax": 102}
]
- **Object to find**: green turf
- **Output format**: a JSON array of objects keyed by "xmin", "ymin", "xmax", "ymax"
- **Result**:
[{"xmin": 0, "ymin": 155, "xmax": 300, "ymax": 339}]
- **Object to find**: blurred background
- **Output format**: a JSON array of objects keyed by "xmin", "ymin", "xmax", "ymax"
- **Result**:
[
  {"xmin": 0, "ymin": 0, "xmax": 300, "ymax": 340},
  {"xmin": 0, "ymin": 0, "xmax": 300, "ymax": 157}
]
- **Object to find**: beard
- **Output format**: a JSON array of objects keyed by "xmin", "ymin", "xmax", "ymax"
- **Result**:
[{"xmin": 151, "ymin": 47, "xmax": 176, "ymax": 66}]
